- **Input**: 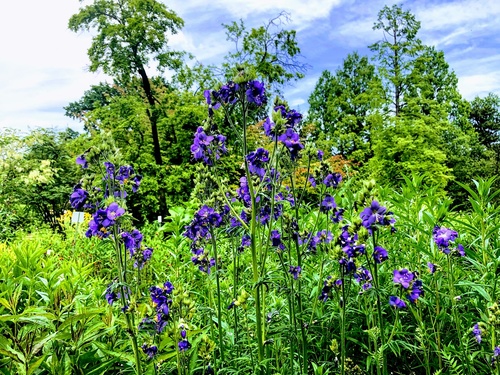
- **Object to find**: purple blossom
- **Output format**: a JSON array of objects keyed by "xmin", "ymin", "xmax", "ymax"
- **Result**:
[
  {"xmin": 70, "ymin": 184, "xmax": 89, "ymax": 210},
  {"xmin": 473, "ymin": 323, "xmax": 482, "ymax": 343},
  {"xmin": 132, "ymin": 175, "xmax": 142, "ymax": 193},
  {"xmin": 76, "ymin": 154, "xmax": 88, "ymax": 169},
  {"xmin": 319, "ymin": 276, "xmax": 334, "ymax": 302},
  {"xmin": 389, "ymin": 296, "xmax": 407, "ymax": 309},
  {"xmin": 433, "ymin": 226, "xmax": 458, "ymax": 249},
  {"xmin": 204, "ymin": 89, "xmax": 221, "ymax": 116},
  {"xmin": 317, "ymin": 150, "xmax": 324, "ymax": 161},
  {"xmin": 427, "ymin": 262, "xmax": 436, "ymax": 274},
  {"xmin": 321, "ymin": 195, "xmax": 337, "ymax": 212},
  {"xmin": 116, "ymin": 165, "xmax": 134, "ymax": 184},
  {"xmin": 407, "ymin": 280, "xmax": 424, "ymax": 303},
  {"xmin": 86, "ymin": 209, "xmax": 114, "ymax": 238},
  {"xmin": 354, "ymin": 267, "xmax": 372, "ymax": 290},
  {"xmin": 106, "ymin": 202, "xmax": 125, "ymax": 221},
  {"xmin": 393, "ymin": 269, "xmax": 414, "ymax": 289},
  {"xmin": 278, "ymin": 128, "xmax": 303, "ymax": 161},
  {"xmin": 191, "ymin": 127, "xmax": 227, "ymax": 165},
  {"xmin": 263, "ymin": 117, "xmax": 277, "ymax": 138},
  {"xmin": 213, "ymin": 81, "xmax": 239, "ymax": 105},
  {"xmin": 122, "ymin": 229, "xmax": 143, "ymax": 256},
  {"xmin": 241, "ymin": 234, "xmax": 251, "ymax": 248},
  {"xmin": 323, "ymin": 173, "xmax": 342, "ymax": 188},
  {"xmin": 141, "ymin": 344, "xmax": 158, "ymax": 359},
  {"xmin": 289, "ymin": 265, "xmax": 302, "ymax": 280},
  {"xmin": 360, "ymin": 200, "xmax": 395, "ymax": 232},
  {"xmin": 104, "ymin": 161, "xmax": 115, "ymax": 180},
  {"xmin": 373, "ymin": 246, "xmax": 388, "ymax": 264},
  {"xmin": 246, "ymin": 148, "xmax": 270, "ymax": 178},
  {"xmin": 246, "ymin": 80, "xmax": 267, "ymax": 106},
  {"xmin": 150, "ymin": 282, "xmax": 174, "ymax": 333}
]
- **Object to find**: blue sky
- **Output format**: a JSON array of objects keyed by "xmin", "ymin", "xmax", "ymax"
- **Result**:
[{"xmin": 0, "ymin": 0, "xmax": 499, "ymax": 133}]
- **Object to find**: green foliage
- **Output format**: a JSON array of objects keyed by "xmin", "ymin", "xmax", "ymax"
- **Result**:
[
  {"xmin": 222, "ymin": 13, "xmax": 307, "ymax": 93},
  {"xmin": 68, "ymin": 0, "xmax": 184, "ymax": 79},
  {"xmin": 307, "ymin": 53, "xmax": 383, "ymax": 163}
]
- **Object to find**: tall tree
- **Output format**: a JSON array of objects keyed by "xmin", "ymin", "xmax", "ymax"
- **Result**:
[
  {"xmin": 222, "ymin": 13, "xmax": 307, "ymax": 94},
  {"xmin": 307, "ymin": 52, "xmax": 383, "ymax": 163},
  {"xmin": 69, "ymin": 0, "xmax": 184, "ymax": 167},
  {"xmin": 370, "ymin": 4, "xmax": 423, "ymax": 116}
]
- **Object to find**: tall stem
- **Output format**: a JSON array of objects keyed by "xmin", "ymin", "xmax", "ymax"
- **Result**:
[{"xmin": 210, "ymin": 228, "xmax": 225, "ymax": 364}]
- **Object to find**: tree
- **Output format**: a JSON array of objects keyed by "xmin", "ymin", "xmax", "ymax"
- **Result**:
[
  {"xmin": 69, "ymin": 0, "xmax": 184, "ymax": 167},
  {"xmin": 222, "ymin": 13, "xmax": 307, "ymax": 94},
  {"xmin": 469, "ymin": 93, "xmax": 500, "ymax": 173},
  {"xmin": 370, "ymin": 4, "xmax": 423, "ymax": 116},
  {"xmin": 307, "ymin": 52, "xmax": 383, "ymax": 163},
  {"xmin": 69, "ymin": 0, "xmax": 185, "ymax": 217}
]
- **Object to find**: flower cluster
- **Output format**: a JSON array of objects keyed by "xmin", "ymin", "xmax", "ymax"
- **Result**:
[
  {"xmin": 191, "ymin": 127, "xmax": 227, "ymax": 166},
  {"xmin": 141, "ymin": 344, "xmax": 158, "ymax": 359},
  {"xmin": 391, "ymin": 269, "xmax": 424, "ymax": 307},
  {"xmin": 246, "ymin": 148, "xmax": 270, "ymax": 178},
  {"xmin": 86, "ymin": 202, "xmax": 125, "ymax": 238},
  {"xmin": 472, "ymin": 323, "xmax": 482, "ymax": 343},
  {"xmin": 360, "ymin": 200, "xmax": 395, "ymax": 233},
  {"xmin": 178, "ymin": 325, "xmax": 191, "ymax": 351},
  {"xmin": 354, "ymin": 267, "xmax": 373, "ymax": 291},
  {"xmin": 70, "ymin": 184, "xmax": 89, "ymax": 210},
  {"xmin": 150, "ymin": 281, "xmax": 174, "ymax": 333},
  {"xmin": 339, "ymin": 226, "xmax": 365, "ymax": 258},
  {"xmin": 289, "ymin": 265, "xmax": 302, "ymax": 280},
  {"xmin": 433, "ymin": 226, "xmax": 465, "ymax": 256},
  {"xmin": 184, "ymin": 205, "xmax": 227, "ymax": 274}
]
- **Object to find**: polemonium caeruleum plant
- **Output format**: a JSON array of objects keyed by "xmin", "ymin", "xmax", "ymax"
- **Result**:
[{"xmin": 70, "ymin": 151, "xmax": 191, "ymax": 375}]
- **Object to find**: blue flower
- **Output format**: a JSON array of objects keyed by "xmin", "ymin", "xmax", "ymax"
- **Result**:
[
  {"xmin": 70, "ymin": 184, "xmax": 89, "ymax": 210},
  {"xmin": 141, "ymin": 344, "xmax": 158, "ymax": 359},
  {"xmin": 473, "ymin": 323, "xmax": 482, "ymax": 343},
  {"xmin": 76, "ymin": 154, "xmax": 88, "ymax": 168},
  {"xmin": 289, "ymin": 265, "xmax": 302, "ymax": 280},
  {"xmin": 393, "ymin": 269, "xmax": 414, "ymax": 289},
  {"xmin": 246, "ymin": 80, "xmax": 267, "ymax": 106},
  {"xmin": 373, "ymin": 246, "xmax": 388, "ymax": 264},
  {"xmin": 389, "ymin": 296, "xmax": 407, "ymax": 309},
  {"xmin": 246, "ymin": 148, "xmax": 270, "ymax": 178}
]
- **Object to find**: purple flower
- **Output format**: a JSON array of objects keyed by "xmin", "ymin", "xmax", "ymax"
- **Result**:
[
  {"xmin": 70, "ymin": 184, "xmax": 89, "ymax": 210},
  {"xmin": 319, "ymin": 276, "xmax": 334, "ymax": 302},
  {"xmin": 241, "ymin": 234, "xmax": 251, "ymax": 248},
  {"xmin": 278, "ymin": 128, "xmax": 303, "ymax": 161},
  {"xmin": 86, "ymin": 209, "xmax": 114, "ymax": 238},
  {"xmin": 393, "ymin": 269, "xmax": 414, "ymax": 289},
  {"xmin": 116, "ymin": 165, "xmax": 134, "ymax": 184},
  {"xmin": 473, "ymin": 323, "xmax": 482, "ymax": 343},
  {"xmin": 317, "ymin": 150, "xmax": 324, "ymax": 161},
  {"xmin": 407, "ymin": 280, "xmax": 424, "ymax": 303},
  {"xmin": 271, "ymin": 230, "xmax": 283, "ymax": 248},
  {"xmin": 150, "ymin": 282, "xmax": 174, "ymax": 333},
  {"xmin": 263, "ymin": 117, "xmax": 277, "ymax": 138},
  {"xmin": 360, "ymin": 200, "xmax": 395, "ymax": 232},
  {"xmin": 104, "ymin": 161, "xmax": 115, "ymax": 180},
  {"xmin": 427, "ymin": 262, "xmax": 436, "ymax": 274},
  {"xmin": 323, "ymin": 173, "xmax": 342, "ymax": 188},
  {"xmin": 76, "ymin": 154, "xmax": 88, "ymax": 169},
  {"xmin": 321, "ymin": 195, "xmax": 337, "ymax": 212},
  {"xmin": 246, "ymin": 148, "xmax": 270, "ymax": 178},
  {"xmin": 289, "ymin": 265, "xmax": 302, "ymax": 280},
  {"xmin": 132, "ymin": 175, "xmax": 142, "ymax": 193},
  {"xmin": 373, "ymin": 246, "xmax": 388, "ymax": 264},
  {"xmin": 204, "ymin": 89, "xmax": 221, "ymax": 116},
  {"xmin": 339, "ymin": 226, "xmax": 365, "ymax": 258},
  {"xmin": 389, "ymin": 296, "xmax": 407, "ymax": 309},
  {"xmin": 354, "ymin": 267, "xmax": 372, "ymax": 290},
  {"xmin": 213, "ymin": 81, "xmax": 239, "ymax": 105},
  {"xmin": 191, "ymin": 127, "xmax": 227, "ymax": 165},
  {"xmin": 122, "ymin": 229, "xmax": 143, "ymax": 256},
  {"xmin": 246, "ymin": 80, "xmax": 267, "ymax": 106},
  {"xmin": 141, "ymin": 344, "xmax": 158, "ymax": 359},
  {"xmin": 106, "ymin": 202, "xmax": 125, "ymax": 221},
  {"xmin": 433, "ymin": 226, "xmax": 458, "ymax": 249}
]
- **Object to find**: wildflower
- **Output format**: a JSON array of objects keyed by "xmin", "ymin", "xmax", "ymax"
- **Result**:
[
  {"xmin": 317, "ymin": 149, "xmax": 324, "ymax": 161},
  {"xmin": 427, "ymin": 262, "xmax": 436, "ymax": 274},
  {"xmin": 178, "ymin": 326, "xmax": 191, "ymax": 351},
  {"xmin": 213, "ymin": 81, "xmax": 239, "ymax": 105},
  {"xmin": 407, "ymin": 280, "xmax": 424, "ymax": 303},
  {"xmin": 289, "ymin": 265, "xmax": 302, "ymax": 280},
  {"xmin": 150, "ymin": 281, "xmax": 174, "ymax": 333},
  {"xmin": 473, "ymin": 323, "xmax": 482, "ymax": 343},
  {"xmin": 393, "ymin": 269, "xmax": 414, "ymax": 289},
  {"xmin": 354, "ymin": 267, "xmax": 372, "ymax": 290},
  {"xmin": 122, "ymin": 229, "xmax": 143, "ymax": 256},
  {"xmin": 104, "ymin": 161, "xmax": 115, "ymax": 180},
  {"xmin": 323, "ymin": 173, "xmax": 342, "ymax": 188},
  {"xmin": 320, "ymin": 276, "xmax": 334, "ymax": 302},
  {"xmin": 263, "ymin": 117, "xmax": 277, "ymax": 138},
  {"xmin": 69, "ymin": 184, "xmax": 89, "ymax": 210},
  {"xmin": 241, "ymin": 234, "xmax": 251, "ymax": 248},
  {"xmin": 141, "ymin": 344, "xmax": 158, "ymax": 359},
  {"xmin": 433, "ymin": 226, "xmax": 458, "ymax": 249},
  {"xmin": 106, "ymin": 202, "xmax": 125, "ymax": 221},
  {"xmin": 278, "ymin": 128, "xmax": 303, "ymax": 161},
  {"xmin": 246, "ymin": 148, "xmax": 269, "ymax": 178},
  {"xmin": 321, "ymin": 195, "xmax": 337, "ymax": 212},
  {"xmin": 274, "ymin": 105, "xmax": 302, "ymax": 128},
  {"xmin": 86, "ymin": 209, "xmax": 114, "ymax": 238},
  {"xmin": 373, "ymin": 246, "xmax": 388, "ymax": 264},
  {"xmin": 204, "ymin": 89, "xmax": 221, "ymax": 117},
  {"xmin": 132, "ymin": 175, "xmax": 142, "ymax": 193},
  {"xmin": 246, "ymin": 80, "xmax": 267, "ymax": 106},
  {"xmin": 76, "ymin": 154, "xmax": 88, "ymax": 168},
  {"xmin": 360, "ymin": 200, "xmax": 395, "ymax": 232},
  {"xmin": 389, "ymin": 296, "xmax": 407, "ymax": 309},
  {"xmin": 339, "ymin": 226, "xmax": 365, "ymax": 258}
]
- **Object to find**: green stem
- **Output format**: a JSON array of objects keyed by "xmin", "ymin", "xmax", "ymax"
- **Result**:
[{"xmin": 210, "ymin": 228, "xmax": 225, "ymax": 364}]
